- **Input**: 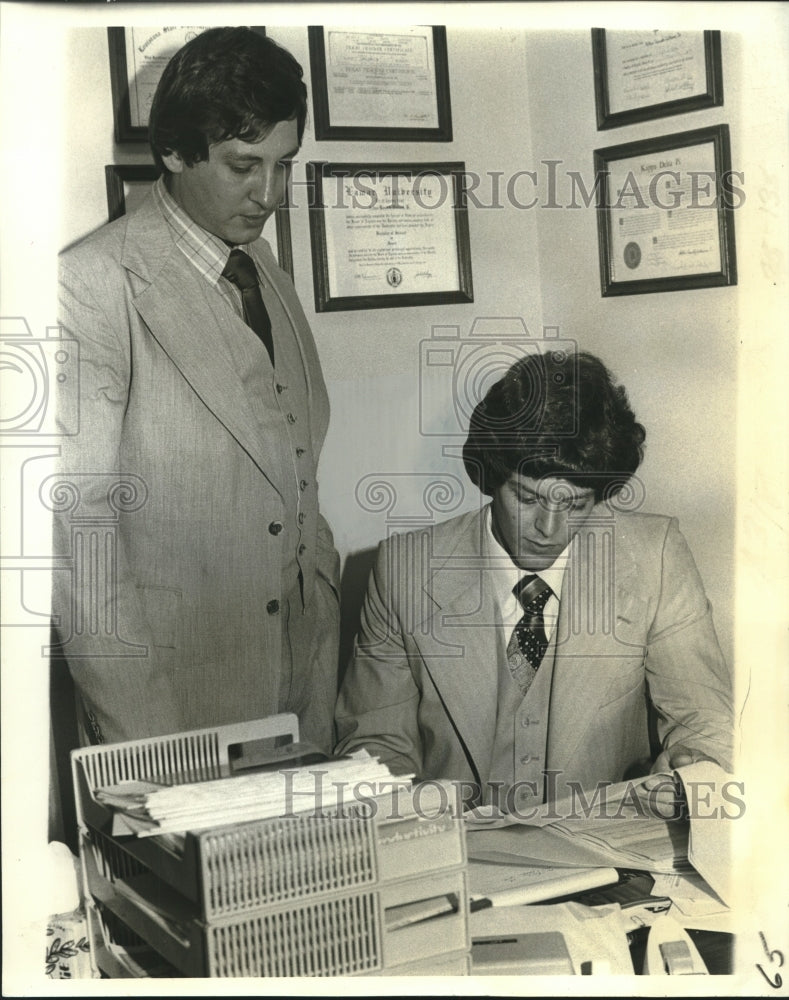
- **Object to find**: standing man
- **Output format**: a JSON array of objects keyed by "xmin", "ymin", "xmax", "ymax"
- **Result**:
[
  {"xmin": 335, "ymin": 350, "xmax": 733, "ymax": 810},
  {"xmin": 54, "ymin": 28, "xmax": 340, "ymax": 750}
]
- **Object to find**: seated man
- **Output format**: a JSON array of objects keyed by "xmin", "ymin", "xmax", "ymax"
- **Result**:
[{"xmin": 335, "ymin": 351, "xmax": 733, "ymax": 812}]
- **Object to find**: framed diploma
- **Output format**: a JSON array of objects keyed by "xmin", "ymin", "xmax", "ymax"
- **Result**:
[
  {"xmin": 592, "ymin": 29, "xmax": 723, "ymax": 130},
  {"xmin": 104, "ymin": 164, "xmax": 294, "ymax": 279},
  {"xmin": 107, "ymin": 27, "xmax": 266, "ymax": 142},
  {"xmin": 307, "ymin": 161, "xmax": 473, "ymax": 312},
  {"xmin": 308, "ymin": 26, "xmax": 452, "ymax": 142},
  {"xmin": 594, "ymin": 125, "xmax": 738, "ymax": 296}
]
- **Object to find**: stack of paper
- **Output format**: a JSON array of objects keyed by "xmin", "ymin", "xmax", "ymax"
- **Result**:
[
  {"xmin": 467, "ymin": 816, "xmax": 690, "ymax": 874},
  {"xmin": 466, "ymin": 776, "xmax": 693, "ymax": 874},
  {"xmin": 466, "ymin": 765, "xmax": 739, "ymax": 887},
  {"xmin": 95, "ymin": 750, "xmax": 410, "ymax": 837},
  {"xmin": 546, "ymin": 814, "xmax": 693, "ymax": 874}
]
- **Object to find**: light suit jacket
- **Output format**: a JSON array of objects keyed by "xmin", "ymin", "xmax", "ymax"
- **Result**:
[
  {"xmin": 335, "ymin": 506, "xmax": 733, "ymax": 797},
  {"xmin": 54, "ymin": 192, "xmax": 340, "ymax": 747}
]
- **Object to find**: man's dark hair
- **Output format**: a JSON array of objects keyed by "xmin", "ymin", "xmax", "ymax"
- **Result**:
[
  {"xmin": 149, "ymin": 27, "xmax": 307, "ymax": 173},
  {"xmin": 462, "ymin": 350, "xmax": 646, "ymax": 502}
]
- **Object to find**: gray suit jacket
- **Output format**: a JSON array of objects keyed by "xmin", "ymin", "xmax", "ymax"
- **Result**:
[
  {"xmin": 54, "ymin": 192, "xmax": 340, "ymax": 747},
  {"xmin": 335, "ymin": 505, "xmax": 733, "ymax": 797}
]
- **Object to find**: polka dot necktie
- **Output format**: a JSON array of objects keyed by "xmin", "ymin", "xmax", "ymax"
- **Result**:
[
  {"xmin": 222, "ymin": 248, "xmax": 275, "ymax": 367},
  {"xmin": 506, "ymin": 575, "xmax": 553, "ymax": 695}
]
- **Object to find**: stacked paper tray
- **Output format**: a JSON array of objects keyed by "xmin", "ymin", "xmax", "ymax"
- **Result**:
[{"xmin": 71, "ymin": 717, "xmax": 470, "ymax": 978}]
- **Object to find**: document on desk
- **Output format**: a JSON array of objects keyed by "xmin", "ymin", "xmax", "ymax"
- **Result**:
[
  {"xmin": 650, "ymin": 872, "xmax": 729, "ymax": 918},
  {"xmin": 674, "ymin": 760, "xmax": 734, "ymax": 906},
  {"xmin": 466, "ymin": 775, "xmax": 693, "ymax": 874},
  {"xmin": 466, "ymin": 765, "xmax": 736, "ymax": 896}
]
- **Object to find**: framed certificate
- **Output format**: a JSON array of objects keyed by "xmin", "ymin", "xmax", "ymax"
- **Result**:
[
  {"xmin": 107, "ymin": 27, "xmax": 266, "ymax": 143},
  {"xmin": 307, "ymin": 161, "xmax": 473, "ymax": 312},
  {"xmin": 593, "ymin": 125, "xmax": 738, "ymax": 296},
  {"xmin": 104, "ymin": 164, "xmax": 294, "ymax": 279},
  {"xmin": 308, "ymin": 26, "xmax": 452, "ymax": 142},
  {"xmin": 592, "ymin": 29, "xmax": 723, "ymax": 131}
]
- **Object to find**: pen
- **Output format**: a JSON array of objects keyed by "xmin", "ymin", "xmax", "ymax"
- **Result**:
[{"xmin": 469, "ymin": 886, "xmax": 549, "ymax": 910}]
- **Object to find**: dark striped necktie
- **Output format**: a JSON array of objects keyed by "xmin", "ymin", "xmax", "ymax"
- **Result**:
[{"xmin": 222, "ymin": 248, "xmax": 275, "ymax": 366}]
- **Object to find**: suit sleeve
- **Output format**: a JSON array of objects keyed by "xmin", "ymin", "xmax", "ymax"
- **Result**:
[
  {"xmin": 53, "ymin": 257, "xmax": 184, "ymax": 743},
  {"xmin": 644, "ymin": 518, "xmax": 734, "ymax": 771},
  {"xmin": 334, "ymin": 537, "xmax": 424, "ymax": 775},
  {"xmin": 315, "ymin": 512, "xmax": 341, "ymax": 597},
  {"xmin": 306, "ymin": 511, "xmax": 341, "ymax": 725}
]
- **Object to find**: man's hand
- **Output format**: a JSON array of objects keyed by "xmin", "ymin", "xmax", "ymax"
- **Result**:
[{"xmin": 637, "ymin": 744, "xmax": 716, "ymax": 817}]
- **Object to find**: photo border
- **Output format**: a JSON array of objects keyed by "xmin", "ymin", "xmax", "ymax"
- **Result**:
[
  {"xmin": 308, "ymin": 26, "xmax": 453, "ymax": 142},
  {"xmin": 307, "ymin": 160, "xmax": 474, "ymax": 313},
  {"xmin": 594, "ymin": 124, "xmax": 738, "ymax": 297},
  {"xmin": 592, "ymin": 28, "xmax": 723, "ymax": 131}
]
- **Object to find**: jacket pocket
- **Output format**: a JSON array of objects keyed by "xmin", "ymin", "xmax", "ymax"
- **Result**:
[{"xmin": 137, "ymin": 585, "xmax": 182, "ymax": 650}]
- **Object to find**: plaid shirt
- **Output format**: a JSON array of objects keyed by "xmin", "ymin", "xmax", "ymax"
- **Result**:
[{"xmin": 153, "ymin": 176, "xmax": 246, "ymax": 316}]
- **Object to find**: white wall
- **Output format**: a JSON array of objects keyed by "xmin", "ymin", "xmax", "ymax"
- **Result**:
[{"xmin": 60, "ymin": 29, "xmax": 120, "ymax": 248}]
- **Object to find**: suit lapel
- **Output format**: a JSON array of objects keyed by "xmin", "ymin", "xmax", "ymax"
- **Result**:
[
  {"xmin": 121, "ymin": 195, "xmax": 288, "ymax": 495},
  {"xmin": 547, "ymin": 509, "xmax": 643, "ymax": 772},
  {"xmin": 418, "ymin": 509, "xmax": 499, "ymax": 781}
]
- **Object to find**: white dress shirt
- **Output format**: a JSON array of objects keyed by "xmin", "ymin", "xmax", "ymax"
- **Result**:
[{"xmin": 482, "ymin": 504, "xmax": 569, "ymax": 645}]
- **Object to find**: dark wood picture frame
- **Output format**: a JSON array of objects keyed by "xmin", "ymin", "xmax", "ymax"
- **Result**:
[
  {"xmin": 108, "ymin": 26, "xmax": 266, "ymax": 143},
  {"xmin": 594, "ymin": 125, "xmax": 738, "ymax": 297},
  {"xmin": 308, "ymin": 26, "xmax": 453, "ymax": 142},
  {"xmin": 592, "ymin": 29, "xmax": 723, "ymax": 131},
  {"xmin": 105, "ymin": 164, "xmax": 161, "ymax": 220},
  {"xmin": 104, "ymin": 164, "xmax": 294, "ymax": 279},
  {"xmin": 307, "ymin": 161, "xmax": 473, "ymax": 312}
]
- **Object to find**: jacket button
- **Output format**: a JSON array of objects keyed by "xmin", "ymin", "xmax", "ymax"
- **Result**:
[
  {"xmin": 266, "ymin": 600, "xmax": 280, "ymax": 614},
  {"xmin": 298, "ymin": 544, "xmax": 306, "ymax": 555},
  {"xmin": 298, "ymin": 512, "xmax": 305, "ymax": 525},
  {"xmin": 276, "ymin": 383, "xmax": 287, "ymax": 393},
  {"xmin": 287, "ymin": 413, "xmax": 296, "ymax": 424},
  {"xmin": 295, "ymin": 447, "xmax": 305, "ymax": 457},
  {"xmin": 299, "ymin": 479, "xmax": 308, "ymax": 491},
  {"xmin": 268, "ymin": 521, "xmax": 283, "ymax": 535}
]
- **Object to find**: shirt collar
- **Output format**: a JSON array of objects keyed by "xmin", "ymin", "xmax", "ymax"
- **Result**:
[
  {"xmin": 153, "ymin": 175, "xmax": 249, "ymax": 286},
  {"xmin": 482, "ymin": 503, "xmax": 569, "ymax": 609}
]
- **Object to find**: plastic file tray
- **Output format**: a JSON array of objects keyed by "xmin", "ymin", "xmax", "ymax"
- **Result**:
[
  {"xmin": 72, "ymin": 717, "xmax": 470, "ymax": 977},
  {"xmin": 81, "ymin": 833, "xmax": 468, "ymax": 977}
]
